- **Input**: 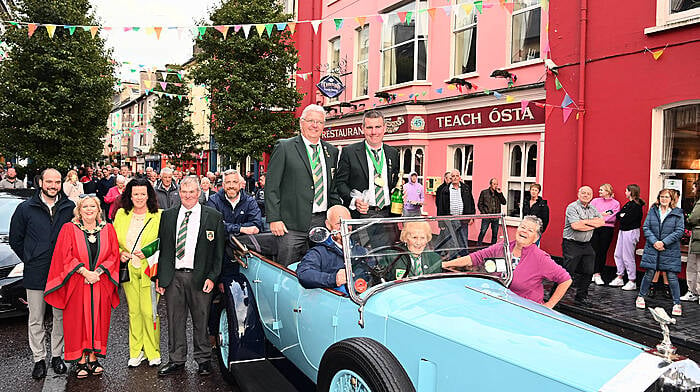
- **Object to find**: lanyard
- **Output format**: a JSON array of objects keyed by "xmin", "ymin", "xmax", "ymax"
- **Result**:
[
  {"xmin": 365, "ymin": 144, "xmax": 384, "ymax": 176},
  {"xmin": 305, "ymin": 143, "xmax": 321, "ymax": 171}
]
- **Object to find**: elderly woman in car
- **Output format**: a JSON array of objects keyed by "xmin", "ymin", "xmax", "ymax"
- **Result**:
[
  {"xmin": 384, "ymin": 221, "xmax": 443, "ymax": 281},
  {"xmin": 443, "ymin": 216, "xmax": 572, "ymax": 308}
]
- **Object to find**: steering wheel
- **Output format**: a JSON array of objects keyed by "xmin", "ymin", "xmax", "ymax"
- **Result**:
[{"xmin": 359, "ymin": 244, "xmax": 412, "ymax": 284}]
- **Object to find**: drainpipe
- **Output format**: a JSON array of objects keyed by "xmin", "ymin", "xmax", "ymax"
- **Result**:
[{"xmin": 576, "ymin": 0, "xmax": 587, "ymax": 188}]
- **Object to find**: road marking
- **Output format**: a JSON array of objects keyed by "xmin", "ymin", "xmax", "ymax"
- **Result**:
[{"xmin": 42, "ymin": 370, "xmax": 67, "ymax": 392}]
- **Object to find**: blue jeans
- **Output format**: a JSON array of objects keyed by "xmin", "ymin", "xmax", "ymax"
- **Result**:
[{"xmin": 638, "ymin": 269, "xmax": 681, "ymax": 304}]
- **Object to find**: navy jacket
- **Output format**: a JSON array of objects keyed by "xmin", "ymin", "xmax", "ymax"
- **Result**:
[
  {"xmin": 297, "ymin": 241, "xmax": 345, "ymax": 289},
  {"xmin": 9, "ymin": 191, "xmax": 75, "ymax": 289},
  {"xmin": 640, "ymin": 205, "xmax": 685, "ymax": 273},
  {"xmin": 207, "ymin": 189, "xmax": 263, "ymax": 235}
]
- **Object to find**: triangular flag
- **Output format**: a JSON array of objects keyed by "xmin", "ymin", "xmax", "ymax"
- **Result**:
[
  {"xmin": 287, "ymin": 22, "xmax": 296, "ymax": 34},
  {"xmin": 562, "ymin": 107, "xmax": 573, "ymax": 123},
  {"xmin": 161, "ymin": 72, "xmax": 168, "ymax": 80},
  {"xmin": 311, "ymin": 20, "xmax": 322, "ymax": 34},
  {"xmin": 242, "ymin": 24, "xmax": 252, "ymax": 38},
  {"xmin": 177, "ymin": 72, "xmax": 183, "ymax": 81},
  {"xmin": 555, "ymin": 77, "xmax": 562, "ymax": 90},
  {"xmin": 255, "ymin": 24, "xmax": 265, "ymax": 37},
  {"xmin": 198, "ymin": 26, "xmax": 207, "ymax": 37},
  {"xmin": 462, "ymin": 4, "xmax": 474, "ymax": 15},
  {"xmin": 124, "ymin": 26, "xmax": 132, "ymax": 32},
  {"xmin": 474, "ymin": 1, "xmax": 483, "ymax": 13},
  {"xmin": 145, "ymin": 27, "xmax": 154, "ymax": 36},
  {"xmin": 441, "ymin": 6, "xmax": 452, "ymax": 16},
  {"xmin": 275, "ymin": 23, "xmax": 286, "ymax": 31},
  {"xmin": 90, "ymin": 26, "xmax": 99, "ymax": 39},
  {"xmin": 144, "ymin": 80, "xmax": 153, "ymax": 89},
  {"xmin": 334, "ymin": 18, "xmax": 344, "ymax": 30},
  {"xmin": 375, "ymin": 15, "xmax": 384, "ymax": 23},
  {"xmin": 521, "ymin": 99, "xmax": 530, "ymax": 111},
  {"xmin": 436, "ymin": 88, "xmax": 443, "ymax": 94},
  {"xmin": 545, "ymin": 105, "xmax": 554, "ymax": 120},
  {"xmin": 506, "ymin": 95, "xmax": 515, "ymax": 103},
  {"xmin": 355, "ymin": 16, "xmax": 366, "ymax": 26},
  {"xmin": 561, "ymin": 93, "xmax": 573, "ymax": 108},
  {"xmin": 132, "ymin": 27, "xmax": 141, "ymax": 32},
  {"xmin": 45, "ymin": 25, "xmax": 56, "ymax": 38},
  {"xmin": 265, "ymin": 23, "xmax": 274, "ymax": 36},
  {"xmin": 160, "ymin": 82, "xmax": 167, "ymax": 90},
  {"xmin": 154, "ymin": 27, "xmax": 163, "ymax": 39},
  {"xmin": 542, "ymin": 40, "xmax": 551, "ymax": 56},
  {"xmin": 493, "ymin": 91, "xmax": 503, "ymax": 99},
  {"xmin": 427, "ymin": 8, "xmax": 437, "ymax": 19},
  {"xmin": 28, "ymin": 23, "xmax": 38, "ymax": 37},
  {"xmin": 503, "ymin": 3, "xmax": 514, "ymax": 13},
  {"xmin": 397, "ymin": 11, "xmax": 408, "ymax": 23},
  {"xmin": 406, "ymin": 11, "xmax": 413, "ymax": 25},
  {"xmin": 447, "ymin": 84, "xmax": 456, "ymax": 90},
  {"xmin": 652, "ymin": 49, "xmax": 664, "ymax": 60},
  {"xmin": 66, "ymin": 25, "xmax": 76, "ymax": 35},
  {"xmin": 82, "ymin": 26, "xmax": 91, "ymax": 32},
  {"xmin": 214, "ymin": 25, "xmax": 229, "ymax": 38}
]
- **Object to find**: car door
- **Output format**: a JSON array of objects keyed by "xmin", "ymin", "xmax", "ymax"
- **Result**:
[
  {"xmin": 295, "ymin": 289, "xmax": 345, "ymax": 371},
  {"xmin": 253, "ymin": 260, "xmax": 284, "ymax": 346}
]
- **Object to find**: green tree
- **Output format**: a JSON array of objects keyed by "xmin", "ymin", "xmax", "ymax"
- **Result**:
[
  {"xmin": 0, "ymin": 0, "xmax": 115, "ymax": 171},
  {"xmin": 190, "ymin": 0, "xmax": 302, "ymax": 163},
  {"xmin": 151, "ymin": 72, "xmax": 201, "ymax": 167}
]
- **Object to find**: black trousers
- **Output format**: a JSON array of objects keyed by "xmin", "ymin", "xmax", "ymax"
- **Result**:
[
  {"xmin": 478, "ymin": 218, "xmax": 500, "ymax": 245},
  {"xmin": 165, "ymin": 271, "xmax": 213, "ymax": 365},
  {"xmin": 561, "ymin": 239, "xmax": 596, "ymax": 301},
  {"xmin": 275, "ymin": 213, "xmax": 326, "ymax": 266},
  {"xmin": 590, "ymin": 226, "xmax": 614, "ymax": 274}
]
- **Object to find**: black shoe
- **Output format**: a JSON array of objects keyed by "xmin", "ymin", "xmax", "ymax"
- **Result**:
[
  {"xmin": 32, "ymin": 360, "xmax": 47, "ymax": 380},
  {"xmin": 51, "ymin": 357, "xmax": 67, "ymax": 375},
  {"xmin": 158, "ymin": 362, "xmax": 184, "ymax": 377},
  {"xmin": 663, "ymin": 285, "xmax": 672, "ymax": 299},
  {"xmin": 197, "ymin": 361, "xmax": 212, "ymax": 376}
]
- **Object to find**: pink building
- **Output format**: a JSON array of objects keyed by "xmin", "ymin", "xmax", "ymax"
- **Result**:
[{"xmin": 319, "ymin": 1, "xmax": 549, "ymax": 238}]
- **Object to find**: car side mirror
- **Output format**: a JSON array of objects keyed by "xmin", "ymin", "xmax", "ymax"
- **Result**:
[{"xmin": 308, "ymin": 226, "xmax": 330, "ymax": 244}]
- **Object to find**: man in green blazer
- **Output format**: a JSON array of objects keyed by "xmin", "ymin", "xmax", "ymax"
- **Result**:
[
  {"xmin": 266, "ymin": 104, "xmax": 341, "ymax": 265},
  {"xmin": 155, "ymin": 176, "xmax": 225, "ymax": 377}
]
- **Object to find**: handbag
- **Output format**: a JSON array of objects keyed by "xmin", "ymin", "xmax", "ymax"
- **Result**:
[{"xmin": 120, "ymin": 217, "xmax": 153, "ymax": 284}]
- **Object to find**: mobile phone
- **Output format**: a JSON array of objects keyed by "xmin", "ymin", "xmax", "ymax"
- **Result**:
[{"xmin": 605, "ymin": 209, "xmax": 613, "ymax": 214}]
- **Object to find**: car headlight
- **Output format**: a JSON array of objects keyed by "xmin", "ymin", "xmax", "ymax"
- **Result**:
[
  {"xmin": 651, "ymin": 359, "xmax": 700, "ymax": 392},
  {"xmin": 7, "ymin": 262, "xmax": 23, "ymax": 278}
]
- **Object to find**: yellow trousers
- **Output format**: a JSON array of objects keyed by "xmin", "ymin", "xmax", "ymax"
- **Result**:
[{"xmin": 122, "ymin": 262, "xmax": 161, "ymax": 360}]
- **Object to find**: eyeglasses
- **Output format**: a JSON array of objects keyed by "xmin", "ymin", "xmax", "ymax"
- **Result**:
[
  {"xmin": 78, "ymin": 193, "xmax": 97, "ymax": 199},
  {"xmin": 302, "ymin": 118, "xmax": 325, "ymax": 126}
]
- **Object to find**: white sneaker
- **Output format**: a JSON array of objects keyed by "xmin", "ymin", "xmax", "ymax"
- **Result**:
[
  {"xmin": 672, "ymin": 304, "xmax": 682, "ymax": 316},
  {"xmin": 592, "ymin": 274, "xmax": 605, "ymax": 286},
  {"xmin": 128, "ymin": 351, "xmax": 145, "ymax": 368},
  {"xmin": 609, "ymin": 276, "xmax": 625, "ymax": 287},
  {"xmin": 148, "ymin": 357, "xmax": 161, "ymax": 367},
  {"xmin": 679, "ymin": 291, "xmax": 698, "ymax": 302},
  {"xmin": 621, "ymin": 281, "xmax": 637, "ymax": 291},
  {"xmin": 635, "ymin": 296, "xmax": 646, "ymax": 309}
]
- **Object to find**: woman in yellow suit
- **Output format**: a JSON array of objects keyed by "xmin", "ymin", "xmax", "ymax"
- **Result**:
[{"xmin": 113, "ymin": 177, "xmax": 162, "ymax": 367}]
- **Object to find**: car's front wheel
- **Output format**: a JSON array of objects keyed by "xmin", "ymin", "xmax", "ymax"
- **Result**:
[
  {"xmin": 317, "ymin": 338, "xmax": 415, "ymax": 392},
  {"xmin": 215, "ymin": 305, "xmax": 235, "ymax": 385}
]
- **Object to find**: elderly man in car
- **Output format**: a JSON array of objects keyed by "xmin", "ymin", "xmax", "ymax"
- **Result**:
[{"xmin": 297, "ymin": 205, "xmax": 351, "ymax": 291}]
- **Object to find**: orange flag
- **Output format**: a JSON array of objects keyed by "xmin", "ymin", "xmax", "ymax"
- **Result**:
[
  {"xmin": 214, "ymin": 25, "xmax": 229, "ymax": 39},
  {"xmin": 154, "ymin": 27, "xmax": 163, "ymax": 40},
  {"xmin": 28, "ymin": 23, "xmax": 38, "ymax": 37},
  {"xmin": 355, "ymin": 16, "xmax": 366, "ymax": 26},
  {"xmin": 90, "ymin": 26, "xmax": 99, "ymax": 39},
  {"xmin": 427, "ymin": 8, "xmax": 437, "ymax": 18},
  {"xmin": 652, "ymin": 49, "xmax": 664, "ymax": 60},
  {"xmin": 287, "ymin": 22, "xmax": 296, "ymax": 34}
]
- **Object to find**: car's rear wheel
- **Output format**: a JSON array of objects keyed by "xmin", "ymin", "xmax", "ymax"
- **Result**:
[
  {"xmin": 215, "ymin": 305, "xmax": 235, "ymax": 384},
  {"xmin": 317, "ymin": 337, "xmax": 415, "ymax": 392}
]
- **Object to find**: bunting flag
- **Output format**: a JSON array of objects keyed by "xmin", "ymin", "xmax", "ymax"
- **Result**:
[
  {"xmin": 493, "ymin": 91, "xmax": 503, "ymax": 99},
  {"xmin": 652, "ymin": 49, "xmax": 664, "ymax": 60},
  {"xmin": 355, "ymin": 16, "xmax": 366, "ymax": 26},
  {"xmin": 462, "ymin": 4, "xmax": 474, "ymax": 15},
  {"xmin": 27, "ymin": 23, "xmax": 38, "ymax": 37},
  {"xmin": 265, "ymin": 23, "xmax": 274, "ymax": 36},
  {"xmin": 441, "ymin": 6, "xmax": 452, "ymax": 16},
  {"xmin": 154, "ymin": 26, "xmax": 163, "ymax": 39},
  {"xmin": 436, "ymin": 87, "xmax": 443, "ymax": 94},
  {"xmin": 90, "ymin": 26, "xmax": 99, "ymax": 38},
  {"xmin": 287, "ymin": 22, "xmax": 296, "ymax": 34},
  {"xmin": 334, "ymin": 18, "xmax": 343, "ymax": 30},
  {"xmin": 45, "ymin": 24, "xmax": 56, "ymax": 38},
  {"xmin": 214, "ymin": 25, "xmax": 229, "ymax": 38},
  {"xmin": 562, "ymin": 107, "xmax": 573, "ymax": 123},
  {"xmin": 561, "ymin": 93, "xmax": 574, "ymax": 108},
  {"xmin": 311, "ymin": 20, "xmax": 322, "ymax": 34},
  {"xmin": 275, "ymin": 23, "xmax": 286, "ymax": 31},
  {"xmin": 242, "ymin": 24, "xmax": 252, "ymax": 38},
  {"xmin": 66, "ymin": 25, "xmax": 76, "ymax": 35},
  {"xmin": 545, "ymin": 105, "xmax": 554, "ymax": 120},
  {"xmin": 505, "ymin": 95, "xmax": 515, "ymax": 103},
  {"xmin": 255, "ymin": 24, "xmax": 265, "ymax": 37},
  {"xmin": 427, "ymin": 7, "xmax": 437, "ymax": 18},
  {"xmin": 555, "ymin": 77, "xmax": 563, "ymax": 90},
  {"xmin": 197, "ymin": 26, "xmax": 207, "ymax": 37},
  {"xmin": 520, "ymin": 99, "xmax": 530, "ymax": 111},
  {"xmin": 406, "ymin": 11, "xmax": 413, "ymax": 25},
  {"xmin": 475, "ymin": 1, "xmax": 484, "ymax": 13}
]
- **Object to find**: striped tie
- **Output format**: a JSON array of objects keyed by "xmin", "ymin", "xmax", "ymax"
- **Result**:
[
  {"xmin": 372, "ymin": 149, "xmax": 385, "ymax": 209},
  {"xmin": 175, "ymin": 211, "xmax": 192, "ymax": 260},
  {"xmin": 311, "ymin": 145, "xmax": 324, "ymax": 207}
]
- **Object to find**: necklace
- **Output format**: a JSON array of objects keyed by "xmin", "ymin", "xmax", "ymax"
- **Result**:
[{"xmin": 72, "ymin": 218, "xmax": 106, "ymax": 242}]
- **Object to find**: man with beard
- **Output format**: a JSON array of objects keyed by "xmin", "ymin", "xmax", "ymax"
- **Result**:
[
  {"xmin": 0, "ymin": 167, "xmax": 25, "ymax": 189},
  {"xmin": 9, "ymin": 169, "xmax": 74, "ymax": 379}
]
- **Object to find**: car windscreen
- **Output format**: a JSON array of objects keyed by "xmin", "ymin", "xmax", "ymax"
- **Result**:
[
  {"xmin": 0, "ymin": 198, "xmax": 22, "ymax": 235},
  {"xmin": 342, "ymin": 215, "xmax": 512, "ymax": 296}
]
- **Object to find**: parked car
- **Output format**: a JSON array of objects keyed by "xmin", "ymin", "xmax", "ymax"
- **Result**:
[
  {"xmin": 216, "ymin": 215, "xmax": 700, "ymax": 391},
  {"xmin": 0, "ymin": 189, "xmax": 32, "ymax": 318}
]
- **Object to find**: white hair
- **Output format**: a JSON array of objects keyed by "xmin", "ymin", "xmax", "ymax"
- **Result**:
[
  {"xmin": 179, "ymin": 175, "xmax": 201, "ymax": 192},
  {"xmin": 300, "ymin": 104, "xmax": 326, "ymax": 120},
  {"xmin": 160, "ymin": 167, "xmax": 173, "ymax": 175},
  {"xmin": 222, "ymin": 169, "xmax": 239, "ymax": 182},
  {"xmin": 115, "ymin": 175, "xmax": 126, "ymax": 184},
  {"xmin": 522, "ymin": 215, "xmax": 543, "ymax": 236}
]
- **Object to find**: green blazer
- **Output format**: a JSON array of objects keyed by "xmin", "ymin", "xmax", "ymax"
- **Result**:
[
  {"xmin": 156, "ymin": 205, "xmax": 225, "ymax": 289},
  {"xmin": 266, "ymin": 135, "xmax": 341, "ymax": 232},
  {"xmin": 383, "ymin": 247, "xmax": 443, "ymax": 281}
]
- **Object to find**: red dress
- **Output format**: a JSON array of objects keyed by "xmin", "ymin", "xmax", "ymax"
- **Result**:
[{"xmin": 44, "ymin": 221, "xmax": 120, "ymax": 361}]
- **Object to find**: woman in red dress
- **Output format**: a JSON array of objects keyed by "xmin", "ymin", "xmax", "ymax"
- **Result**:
[{"xmin": 44, "ymin": 195, "xmax": 120, "ymax": 379}]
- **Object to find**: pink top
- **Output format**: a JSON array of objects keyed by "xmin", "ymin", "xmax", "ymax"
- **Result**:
[
  {"xmin": 103, "ymin": 186, "xmax": 122, "ymax": 220},
  {"xmin": 470, "ymin": 241, "xmax": 571, "ymax": 304},
  {"xmin": 590, "ymin": 197, "xmax": 621, "ymax": 227}
]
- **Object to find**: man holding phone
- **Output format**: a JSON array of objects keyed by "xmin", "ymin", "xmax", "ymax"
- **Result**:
[{"xmin": 477, "ymin": 178, "xmax": 507, "ymax": 246}]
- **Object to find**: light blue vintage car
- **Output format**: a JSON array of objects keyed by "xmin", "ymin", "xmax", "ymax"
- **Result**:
[{"xmin": 214, "ymin": 215, "xmax": 700, "ymax": 392}]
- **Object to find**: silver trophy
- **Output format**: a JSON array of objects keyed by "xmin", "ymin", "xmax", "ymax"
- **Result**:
[{"xmin": 649, "ymin": 307, "xmax": 676, "ymax": 362}]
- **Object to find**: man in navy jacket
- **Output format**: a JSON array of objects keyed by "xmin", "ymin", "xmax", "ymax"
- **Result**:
[{"xmin": 206, "ymin": 170, "xmax": 263, "ymax": 237}]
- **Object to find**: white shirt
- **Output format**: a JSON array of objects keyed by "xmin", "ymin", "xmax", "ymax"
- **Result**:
[
  {"xmin": 175, "ymin": 202, "xmax": 201, "ymax": 269},
  {"xmin": 226, "ymin": 193, "xmax": 240, "ymax": 211},
  {"xmin": 301, "ymin": 135, "xmax": 328, "ymax": 213},
  {"xmin": 364, "ymin": 142, "xmax": 390, "ymax": 207}
]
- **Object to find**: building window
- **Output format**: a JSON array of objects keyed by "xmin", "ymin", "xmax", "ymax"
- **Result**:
[
  {"xmin": 327, "ymin": 37, "xmax": 341, "ymax": 102},
  {"xmin": 660, "ymin": 103, "xmax": 700, "ymax": 211},
  {"xmin": 453, "ymin": 0, "xmax": 477, "ymax": 76},
  {"xmin": 506, "ymin": 142, "xmax": 537, "ymax": 218},
  {"xmin": 398, "ymin": 146, "xmax": 425, "ymax": 181},
  {"xmin": 511, "ymin": 0, "xmax": 540, "ymax": 64},
  {"xmin": 381, "ymin": 0, "xmax": 428, "ymax": 87},
  {"xmin": 451, "ymin": 145, "xmax": 474, "ymax": 189},
  {"xmin": 655, "ymin": 0, "xmax": 700, "ymax": 27},
  {"xmin": 355, "ymin": 25, "xmax": 369, "ymax": 98}
]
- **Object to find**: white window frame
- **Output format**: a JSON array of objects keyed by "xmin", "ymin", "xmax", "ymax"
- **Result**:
[
  {"xmin": 327, "ymin": 36, "xmax": 341, "ymax": 103},
  {"xmin": 505, "ymin": 141, "xmax": 538, "ymax": 220},
  {"xmin": 450, "ymin": 144, "xmax": 474, "ymax": 188},
  {"xmin": 452, "ymin": 0, "xmax": 478, "ymax": 77},
  {"xmin": 649, "ymin": 0, "xmax": 700, "ymax": 32},
  {"xmin": 508, "ymin": 0, "xmax": 541, "ymax": 65},
  {"xmin": 380, "ymin": 0, "xmax": 429, "ymax": 88},
  {"xmin": 398, "ymin": 145, "xmax": 425, "ymax": 181},
  {"xmin": 354, "ymin": 25, "xmax": 370, "ymax": 99}
]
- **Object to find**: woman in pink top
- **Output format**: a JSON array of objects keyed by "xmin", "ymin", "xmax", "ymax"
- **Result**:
[
  {"xmin": 103, "ymin": 175, "xmax": 126, "ymax": 221},
  {"xmin": 443, "ymin": 216, "xmax": 572, "ymax": 308},
  {"xmin": 590, "ymin": 184, "xmax": 621, "ymax": 285}
]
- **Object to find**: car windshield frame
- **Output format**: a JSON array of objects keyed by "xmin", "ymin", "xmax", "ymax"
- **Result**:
[{"xmin": 340, "ymin": 214, "xmax": 513, "ymax": 306}]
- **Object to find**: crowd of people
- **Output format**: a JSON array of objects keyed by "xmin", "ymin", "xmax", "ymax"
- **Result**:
[{"xmin": 5, "ymin": 103, "xmax": 699, "ymax": 382}]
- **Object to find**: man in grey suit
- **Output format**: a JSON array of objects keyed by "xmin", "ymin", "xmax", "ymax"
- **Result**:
[
  {"xmin": 266, "ymin": 104, "xmax": 341, "ymax": 265},
  {"xmin": 155, "ymin": 176, "xmax": 225, "ymax": 377}
]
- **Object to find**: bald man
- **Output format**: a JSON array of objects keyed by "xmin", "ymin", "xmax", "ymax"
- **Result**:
[{"xmin": 560, "ymin": 186, "xmax": 605, "ymax": 305}]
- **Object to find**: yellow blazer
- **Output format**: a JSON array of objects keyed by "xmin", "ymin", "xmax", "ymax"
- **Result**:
[{"xmin": 113, "ymin": 208, "xmax": 162, "ymax": 287}]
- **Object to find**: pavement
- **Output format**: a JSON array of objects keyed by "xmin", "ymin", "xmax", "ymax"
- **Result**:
[{"xmin": 553, "ymin": 268, "xmax": 700, "ymax": 356}]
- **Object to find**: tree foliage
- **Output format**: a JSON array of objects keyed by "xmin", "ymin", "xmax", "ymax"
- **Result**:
[
  {"xmin": 190, "ymin": 0, "xmax": 302, "ymax": 163},
  {"xmin": 0, "ymin": 0, "xmax": 115, "ymax": 171},
  {"xmin": 151, "ymin": 72, "xmax": 201, "ymax": 167}
]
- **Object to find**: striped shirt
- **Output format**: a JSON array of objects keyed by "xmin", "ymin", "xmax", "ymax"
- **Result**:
[{"xmin": 449, "ymin": 186, "xmax": 463, "ymax": 215}]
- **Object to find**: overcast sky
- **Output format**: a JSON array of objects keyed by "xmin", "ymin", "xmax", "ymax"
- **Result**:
[{"xmin": 90, "ymin": 0, "xmax": 221, "ymax": 82}]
